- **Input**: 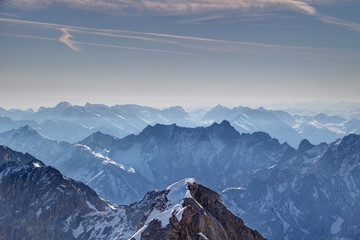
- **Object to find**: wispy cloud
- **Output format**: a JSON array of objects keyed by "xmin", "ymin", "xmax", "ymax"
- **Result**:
[
  {"xmin": 317, "ymin": 13, "xmax": 360, "ymax": 32},
  {"xmin": 0, "ymin": 31, "xmax": 193, "ymax": 55},
  {"xmin": 9, "ymin": 0, "xmax": 317, "ymax": 15},
  {"xmin": 5, "ymin": 0, "xmax": 360, "ymax": 33},
  {"xmin": 59, "ymin": 28, "xmax": 80, "ymax": 51},
  {"xmin": 0, "ymin": 17, "xmax": 334, "ymax": 53},
  {"xmin": 0, "ymin": 32, "xmax": 58, "ymax": 41}
]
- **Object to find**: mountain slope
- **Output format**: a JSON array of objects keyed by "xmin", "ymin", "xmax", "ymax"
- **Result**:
[
  {"xmin": 1, "ymin": 122, "xmax": 359, "ymax": 239},
  {"xmin": 0, "ymin": 147, "xmax": 265, "ymax": 240},
  {"xmin": 0, "ymin": 126, "xmax": 149, "ymax": 204},
  {"xmin": 0, "ymin": 146, "xmax": 134, "ymax": 240},
  {"xmin": 221, "ymin": 134, "xmax": 360, "ymax": 240},
  {"xmin": 89, "ymin": 121, "xmax": 291, "ymax": 192}
]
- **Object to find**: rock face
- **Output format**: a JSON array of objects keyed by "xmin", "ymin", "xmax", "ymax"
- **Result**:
[
  {"xmin": 221, "ymin": 134, "xmax": 360, "ymax": 240},
  {"xmin": 130, "ymin": 179, "xmax": 265, "ymax": 240},
  {"xmin": 0, "ymin": 145, "xmax": 37, "ymax": 165},
  {"xmin": 0, "ymin": 146, "xmax": 265, "ymax": 240}
]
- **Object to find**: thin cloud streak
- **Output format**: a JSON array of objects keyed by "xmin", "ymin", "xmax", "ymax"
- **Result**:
[
  {"xmin": 70, "ymin": 28, "xmax": 178, "ymax": 44},
  {"xmin": 0, "ymin": 17, "xmax": 342, "ymax": 52},
  {"xmin": 317, "ymin": 14, "xmax": 360, "ymax": 32},
  {"xmin": 0, "ymin": 17, "xmax": 178, "ymax": 45},
  {"xmin": 0, "ymin": 32, "xmax": 193, "ymax": 55},
  {"xmin": 74, "ymin": 41, "xmax": 194, "ymax": 55},
  {"xmin": 0, "ymin": 32, "xmax": 58, "ymax": 41}
]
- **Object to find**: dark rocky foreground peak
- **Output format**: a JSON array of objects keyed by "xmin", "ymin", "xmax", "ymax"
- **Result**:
[
  {"xmin": 130, "ymin": 179, "xmax": 265, "ymax": 240},
  {"xmin": 0, "ymin": 145, "xmax": 41, "ymax": 166},
  {"xmin": 0, "ymin": 145, "xmax": 265, "ymax": 240}
]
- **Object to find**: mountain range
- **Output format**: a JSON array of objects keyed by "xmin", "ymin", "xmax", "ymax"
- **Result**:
[
  {"xmin": 1, "ymin": 102, "xmax": 359, "ymax": 147},
  {"xmin": 0, "ymin": 145, "xmax": 264, "ymax": 240},
  {"xmin": 0, "ymin": 125, "xmax": 151, "ymax": 205},
  {"xmin": 0, "ymin": 122, "xmax": 359, "ymax": 239}
]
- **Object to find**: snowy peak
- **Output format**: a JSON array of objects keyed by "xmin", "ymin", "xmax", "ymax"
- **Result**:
[
  {"xmin": 131, "ymin": 178, "xmax": 265, "ymax": 240},
  {"xmin": 7, "ymin": 125, "xmax": 48, "ymax": 140}
]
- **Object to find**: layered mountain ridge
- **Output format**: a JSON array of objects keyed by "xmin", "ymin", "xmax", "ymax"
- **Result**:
[
  {"xmin": 0, "ymin": 120, "xmax": 359, "ymax": 239},
  {"xmin": 1, "ymin": 102, "xmax": 359, "ymax": 147}
]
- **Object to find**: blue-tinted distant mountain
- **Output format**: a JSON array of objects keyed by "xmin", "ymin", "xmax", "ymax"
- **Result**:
[
  {"xmin": 202, "ymin": 105, "xmax": 302, "ymax": 147},
  {"xmin": 11, "ymin": 102, "xmax": 201, "ymax": 141},
  {"xmin": 201, "ymin": 104, "xmax": 360, "ymax": 147},
  {"xmin": 265, "ymin": 100, "xmax": 360, "ymax": 118},
  {"xmin": 0, "ymin": 116, "xmax": 115, "ymax": 143},
  {"xmin": 77, "ymin": 131, "xmax": 119, "ymax": 157},
  {"xmin": 222, "ymin": 134, "xmax": 360, "ymax": 240},
  {"xmin": 2, "ymin": 102, "xmax": 359, "ymax": 146},
  {"xmin": 0, "ymin": 116, "xmax": 38, "ymax": 133},
  {"xmin": 313, "ymin": 113, "xmax": 345, "ymax": 125},
  {"xmin": 0, "ymin": 146, "xmax": 264, "ymax": 240},
  {"xmin": 80, "ymin": 121, "xmax": 291, "ymax": 192},
  {"xmin": 0, "ymin": 126, "xmax": 150, "ymax": 204},
  {"xmin": 0, "ymin": 107, "xmax": 34, "ymax": 120},
  {"xmin": 291, "ymin": 114, "xmax": 360, "ymax": 145},
  {"xmin": 188, "ymin": 107, "xmax": 209, "ymax": 120}
]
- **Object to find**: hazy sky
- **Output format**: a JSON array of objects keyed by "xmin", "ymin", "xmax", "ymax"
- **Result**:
[{"xmin": 0, "ymin": 0, "xmax": 359, "ymax": 109}]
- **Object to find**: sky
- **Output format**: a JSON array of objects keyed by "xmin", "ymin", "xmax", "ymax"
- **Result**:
[{"xmin": 0, "ymin": 0, "xmax": 359, "ymax": 110}]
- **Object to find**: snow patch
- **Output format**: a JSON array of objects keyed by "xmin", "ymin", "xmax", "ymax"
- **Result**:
[
  {"xmin": 36, "ymin": 208, "xmax": 42, "ymax": 218},
  {"xmin": 234, "ymin": 121, "xmax": 249, "ymax": 131},
  {"xmin": 330, "ymin": 216, "xmax": 344, "ymax": 234},
  {"xmin": 72, "ymin": 222, "xmax": 84, "ymax": 238},
  {"xmin": 268, "ymin": 164, "xmax": 276, "ymax": 169},
  {"xmin": 197, "ymin": 232, "xmax": 209, "ymax": 239},
  {"xmin": 277, "ymin": 183, "xmax": 287, "ymax": 193},
  {"xmin": 276, "ymin": 212, "xmax": 290, "ymax": 233},
  {"xmin": 32, "ymin": 162, "xmax": 41, "ymax": 168},
  {"xmin": 86, "ymin": 201, "xmax": 98, "ymax": 212}
]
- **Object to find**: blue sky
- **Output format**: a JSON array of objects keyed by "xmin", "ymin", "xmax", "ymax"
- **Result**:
[{"xmin": 0, "ymin": 0, "xmax": 359, "ymax": 109}]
